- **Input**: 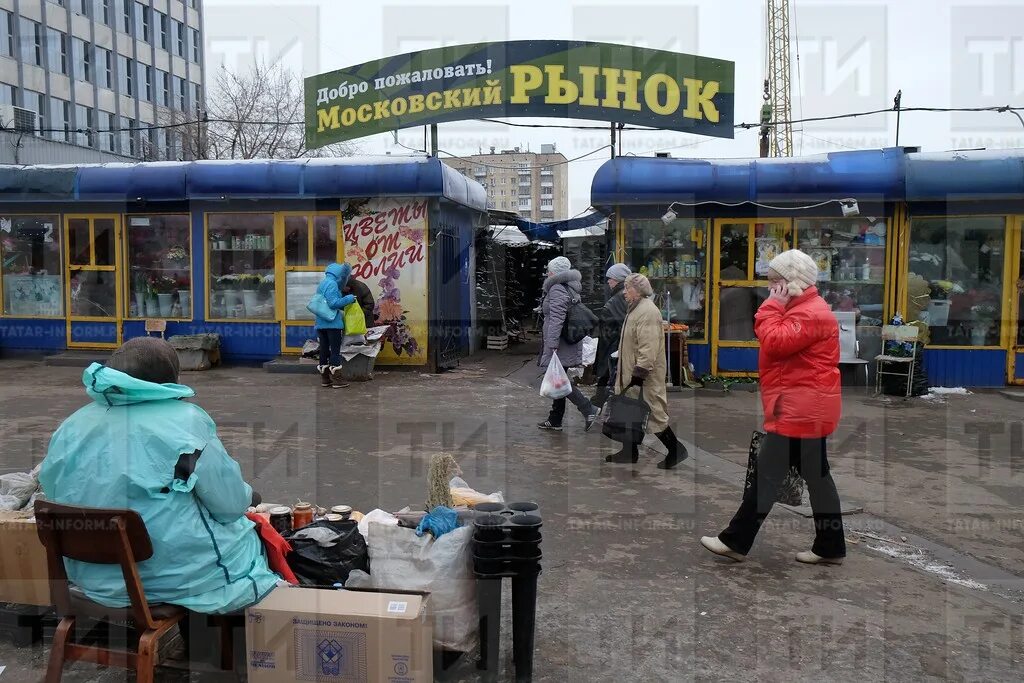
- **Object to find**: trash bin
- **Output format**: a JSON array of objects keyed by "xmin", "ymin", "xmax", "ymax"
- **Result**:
[{"xmin": 168, "ymin": 334, "xmax": 221, "ymax": 371}]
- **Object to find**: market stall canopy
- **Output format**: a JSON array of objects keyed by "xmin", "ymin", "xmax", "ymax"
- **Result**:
[
  {"xmin": 514, "ymin": 209, "xmax": 609, "ymax": 243},
  {"xmin": 0, "ymin": 156, "xmax": 487, "ymax": 211},
  {"xmin": 591, "ymin": 147, "xmax": 1024, "ymax": 208}
]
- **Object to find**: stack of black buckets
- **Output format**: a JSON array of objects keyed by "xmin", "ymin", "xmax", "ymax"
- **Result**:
[{"xmin": 472, "ymin": 501, "xmax": 542, "ymax": 682}]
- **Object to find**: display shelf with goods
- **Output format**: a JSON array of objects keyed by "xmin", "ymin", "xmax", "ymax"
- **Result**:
[
  {"xmin": 126, "ymin": 215, "xmax": 192, "ymax": 319},
  {"xmin": 908, "ymin": 216, "xmax": 1007, "ymax": 348},
  {"xmin": 207, "ymin": 214, "xmax": 276, "ymax": 320},
  {"xmin": 625, "ymin": 218, "xmax": 707, "ymax": 340},
  {"xmin": 1, "ymin": 215, "xmax": 63, "ymax": 317},
  {"xmin": 796, "ymin": 218, "xmax": 887, "ymax": 327}
]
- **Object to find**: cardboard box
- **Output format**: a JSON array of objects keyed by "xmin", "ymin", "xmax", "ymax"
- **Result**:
[
  {"xmin": 245, "ymin": 586, "xmax": 432, "ymax": 683},
  {"xmin": 0, "ymin": 512, "xmax": 52, "ymax": 606}
]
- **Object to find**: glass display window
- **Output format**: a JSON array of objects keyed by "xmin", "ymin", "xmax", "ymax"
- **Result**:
[
  {"xmin": 281, "ymin": 213, "xmax": 341, "ymax": 322},
  {"xmin": 909, "ymin": 216, "xmax": 1006, "ymax": 347},
  {"xmin": 125, "ymin": 215, "xmax": 192, "ymax": 319},
  {"xmin": 207, "ymin": 213, "xmax": 276, "ymax": 320},
  {"xmin": 795, "ymin": 217, "xmax": 888, "ymax": 327},
  {"xmin": 624, "ymin": 218, "xmax": 708, "ymax": 340},
  {"xmin": 1, "ymin": 215, "xmax": 63, "ymax": 317}
]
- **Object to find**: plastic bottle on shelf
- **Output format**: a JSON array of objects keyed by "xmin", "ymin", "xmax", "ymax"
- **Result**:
[{"xmin": 862, "ymin": 257, "xmax": 871, "ymax": 281}]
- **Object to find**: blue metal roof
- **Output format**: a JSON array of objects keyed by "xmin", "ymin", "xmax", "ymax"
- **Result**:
[
  {"xmin": 0, "ymin": 156, "xmax": 488, "ymax": 211},
  {"xmin": 590, "ymin": 147, "xmax": 1024, "ymax": 207}
]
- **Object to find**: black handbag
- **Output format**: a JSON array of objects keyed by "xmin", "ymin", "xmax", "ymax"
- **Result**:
[
  {"xmin": 601, "ymin": 386, "xmax": 650, "ymax": 443},
  {"xmin": 560, "ymin": 285, "xmax": 598, "ymax": 344},
  {"xmin": 743, "ymin": 430, "xmax": 804, "ymax": 506}
]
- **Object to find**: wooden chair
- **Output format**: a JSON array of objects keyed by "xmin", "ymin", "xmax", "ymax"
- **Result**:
[
  {"xmin": 33, "ymin": 500, "xmax": 212, "ymax": 683},
  {"xmin": 874, "ymin": 325, "xmax": 920, "ymax": 398}
]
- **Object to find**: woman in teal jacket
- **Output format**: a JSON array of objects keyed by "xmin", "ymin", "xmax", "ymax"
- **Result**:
[
  {"xmin": 315, "ymin": 262, "xmax": 356, "ymax": 388},
  {"xmin": 38, "ymin": 338, "xmax": 280, "ymax": 615}
]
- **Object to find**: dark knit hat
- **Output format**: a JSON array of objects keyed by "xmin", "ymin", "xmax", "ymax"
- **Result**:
[{"xmin": 105, "ymin": 337, "xmax": 180, "ymax": 384}]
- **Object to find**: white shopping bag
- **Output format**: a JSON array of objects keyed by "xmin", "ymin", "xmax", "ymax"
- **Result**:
[
  {"xmin": 540, "ymin": 352, "xmax": 573, "ymax": 399},
  {"xmin": 581, "ymin": 335, "xmax": 598, "ymax": 366}
]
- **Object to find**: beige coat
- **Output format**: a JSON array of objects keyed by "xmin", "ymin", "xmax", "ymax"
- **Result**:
[{"xmin": 615, "ymin": 297, "xmax": 669, "ymax": 433}]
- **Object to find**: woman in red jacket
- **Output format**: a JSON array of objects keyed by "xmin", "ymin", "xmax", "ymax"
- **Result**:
[{"xmin": 702, "ymin": 249, "xmax": 846, "ymax": 565}]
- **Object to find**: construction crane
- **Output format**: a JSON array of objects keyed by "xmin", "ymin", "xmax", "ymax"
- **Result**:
[{"xmin": 761, "ymin": 0, "xmax": 794, "ymax": 157}]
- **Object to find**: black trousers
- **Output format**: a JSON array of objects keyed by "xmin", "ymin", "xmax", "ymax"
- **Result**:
[
  {"xmin": 719, "ymin": 432, "xmax": 846, "ymax": 558},
  {"xmin": 317, "ymin": 329, "xmax": 342, "ymax": 366},
  {"xmin": 548, "ymin": 384, "xmax": 594, "ymax": 426}
]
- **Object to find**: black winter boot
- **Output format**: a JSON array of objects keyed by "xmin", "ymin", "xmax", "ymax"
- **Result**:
[
  {"xmin": 656, "ymin": 427, "xmax": 688, "ymax": 469},
  {"xmin": 605, "ymin": 442, "xmax": 639, "ymax": 464}
]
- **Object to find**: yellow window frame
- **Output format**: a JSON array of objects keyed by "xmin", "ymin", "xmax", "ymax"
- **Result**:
[
  {"xmin": 123, "ymin": 213, "xmax": 194, "ymax": 321},
  {"xmin": 203, "ymin": 211, "xmax": 278, "ymax": 323},
  {"xmin": 64, "ymin": 214, "xmax": 124, "ymax": 350}
]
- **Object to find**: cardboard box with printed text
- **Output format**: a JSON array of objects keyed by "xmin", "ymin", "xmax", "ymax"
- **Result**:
[{"xmin": 245, "ymin": 586, "xmax": 432, "ymax": 682}]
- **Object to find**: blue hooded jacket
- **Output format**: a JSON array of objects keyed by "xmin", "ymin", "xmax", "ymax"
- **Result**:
[
  {"xmin": 38, "ymin": 363, "xmax": 280, "ymax": 614},
  {"xmin": 314, "ymin": 262, "xmax": 356, "ymax": 330}
]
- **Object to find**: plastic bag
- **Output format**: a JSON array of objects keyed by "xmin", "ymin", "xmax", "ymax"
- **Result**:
[
  {"xmin": 283, "ymin": 520, "xmax": 368, "ymax": 587},
  {"xmin": 540, "ymin": 352, "xmax": 572, "ymax": 399},
  {"xmin": 0, "ymin": 467, "xmax": 40, "ymax": 512},
  {"xmin": 357, "ymin": 508, "xmax": 399, "ymax": 538},
  {"xmin": 581, "ymin": 335, "xmax": 598, "ymax": 367},
  {"xmin": 343, "ymin": 302, "xmax": 368, "ymax": 335},
  {"xmin": 346, "ymin": 524, "xmax": 477, "ymax": 651},
  {"xmin": 449, "ymin": 476, "xmax": 504, "ymax": 507},
  {"xmin": 415, "ymin": 506, "xmax": 459, "ymax": 538},
  {"xmin": 300, "ymin": 339, "xmax": 319, "ymax": 359}
]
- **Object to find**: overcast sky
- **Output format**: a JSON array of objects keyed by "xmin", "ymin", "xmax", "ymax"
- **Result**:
[{"xmin": 204, "ymin": 0, "xmax": 1024, "ymax": 213}]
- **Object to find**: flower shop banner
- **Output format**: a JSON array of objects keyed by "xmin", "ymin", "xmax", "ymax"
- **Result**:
[
  {"xmin": 343, "ymin": 198, "xmax": 428, "ymax": 365},
  {"xmin": 306, "ymin": 40, "xmax": 735, "ymax": 146}
]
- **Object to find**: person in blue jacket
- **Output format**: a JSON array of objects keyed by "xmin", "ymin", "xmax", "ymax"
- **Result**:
[
  {"xmin": 315, "ymin": 262, "xmax": 357, "ymax": 388},
  {"xmin": 38, "ymin": 337, "xmax": 281, "ymax": 615}
]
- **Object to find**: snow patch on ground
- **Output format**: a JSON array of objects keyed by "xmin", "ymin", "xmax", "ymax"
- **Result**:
[
  {"xmin": 866, "ymin": 541, "xmax": 988, "ymax": 592},
  {"xmin": 928, "ymin": 387, "xmax": 972, "ymax": 395}
]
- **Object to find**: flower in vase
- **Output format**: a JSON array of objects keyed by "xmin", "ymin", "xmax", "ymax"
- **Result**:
[{"xmin": 165, "ymin": 246, "xmax": 188, "ymax": 261}]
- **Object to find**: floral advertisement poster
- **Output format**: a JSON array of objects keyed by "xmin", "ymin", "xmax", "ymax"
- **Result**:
[{"xmin": 343, "ymin": 198, "xmax": 428, "ymax": 365}]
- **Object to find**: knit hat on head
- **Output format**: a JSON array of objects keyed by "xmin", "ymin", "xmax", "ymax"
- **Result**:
[
  {"xmin": 105, "ymin": 337, "xmax": 180, "ymax": 385},
  {"xmin": 768, "ymin": 249, "xmax": 818, "ymax": 296},
  {"xmin": 547, "ymin": 256, "xmax": 572, "ymax": 275},
  {"xmin": 605, "ymin": 263, "xmax": 631, "ymax": 282}
]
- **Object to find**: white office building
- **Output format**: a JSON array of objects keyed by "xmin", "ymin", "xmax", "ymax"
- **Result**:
[{"xmin": 0, "ymin": 0, "xmax": 204, "ymax": 162}]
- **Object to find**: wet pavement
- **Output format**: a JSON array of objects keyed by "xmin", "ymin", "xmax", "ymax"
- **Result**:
[{"xmin": 0, "ymin": 352, "xmax": 1022, "ymax": 681}]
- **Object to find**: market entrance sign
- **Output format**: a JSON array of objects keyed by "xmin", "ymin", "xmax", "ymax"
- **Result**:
[{"xmin": 305, "ymin": 40, "xmax": 735, "ymax": 147}]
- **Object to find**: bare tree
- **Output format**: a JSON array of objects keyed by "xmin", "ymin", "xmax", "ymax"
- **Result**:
[{"xmin": 159, "ymin": 61, "xmax": 353, "ymax": 160}]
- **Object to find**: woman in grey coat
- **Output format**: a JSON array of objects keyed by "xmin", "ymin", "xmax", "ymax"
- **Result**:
[{"xmin": 537, "ymin": 257, "xmax": 599, "ymax": 432}]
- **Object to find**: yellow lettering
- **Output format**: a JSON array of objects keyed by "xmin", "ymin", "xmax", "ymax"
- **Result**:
[
  {"xmin": 461, "ymin": 87, "xmax": 481, "ymax": 107},
  {"xmin": 509, "ymin": 65, "xmax": 543, "ymax": 103},
  {"xmin": 316, "ymin": 106, "xmax": 340, "ymax": 132},
  {"xmin": 443, "ymin": 89, "xmax": 462, "ymax": 109},
  {"xmin": 357, "ymin": 104, "xmax": 373, "ymax": 123},
  {"xmin": 409, "ymin": 94, "xmax": 425, "ymax": 114},
  {"xmin": 601, "ymin": 68, "xmax": 642, "ymax": 111},
  {"xmin": 578, "ymin": 66, "xmax": 600, "ymax": 106},
  {"xmin": 391, "ymin": 97, "xmax": 408, "ymax": 116},
  {"xmin": 483, "ymin": 80, "xmax": 502, "ymax": 105},
  {"xmin": 682, "ymin": 78, "xmax": 720, "ymax": 122},
  {"xmin": 374, "ymin": 100, "xmax": 390, "ymax": 119},
  {"xmin": 543, "ymin": 65, "xmax": 579, "ymax": 105},
  {"xmin": 643, "ymin": 74, "xmax": 681, "ymax": 116},
  {"xmin": 340, "ymin": 108, "xmax": 357, "ymax": 126},
  {"xmin": 425, "ymin": 92, "xmax": 442, "ymax": 110}
]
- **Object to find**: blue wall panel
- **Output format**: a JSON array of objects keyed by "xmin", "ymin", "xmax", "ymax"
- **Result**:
[
  {"xmin": 285, "ymin": 325, "xmax": 315, "ymax": 350},
  {"xmin": 1017, "ymin": 353, "xmax": 1024, "ymax": 382},
  {"xmin": 716, "ymin": 347, "xmax": 759, "ymax": 373},
  {"xmin": 0, "ymin": 319, "xmax": 65, "ymax": 350},
  {"xmin": 922, "ymin": 349, "xmax": 1006, "ymax": 387},
  {"xmin": 688, "ymin": 343, "xmax": 711, "ymax": 376},
  {"xmin": 70, "ymin": 321, "xmax": 117, "ymax": 345}
]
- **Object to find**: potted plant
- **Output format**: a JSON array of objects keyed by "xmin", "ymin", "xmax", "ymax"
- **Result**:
[
  {"xmin": 238, "ymin": 274, "xmax": 262, "ymax": 316},
  {"xmin": 176, "ymin": 275, "xmax": 191, "ymax": 318},
  {"xmin": 258, "ymin": 274, "xmax": 275, "ymax": 317},
  {"xmin": 150, "ymin": 275, "xmax": 177, "ymax": 317},
  {"xmin": 165, "ymin": 245, "xmax": 188, "ymax": 268},
  {"xmin": 217, "ymin": 274, "xmax": 241, "ymax": 315},
  {"xmin": 132, "ymin": 270, "xmax": 148, "ymax": 317},
  {"xmin": 970, "ymin": 303, "xmax": 997, "ymax": 346}
]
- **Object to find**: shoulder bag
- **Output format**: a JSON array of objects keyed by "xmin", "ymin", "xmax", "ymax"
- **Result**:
[
  {"xmin": 560, "ymin": 284, "xmax": 599, "ymax": 344},
  {"xmin": 306, "ymin": 292, "xmax": 337, "ymax": 321},
  {"xmin": 601, "ymin": 386, "xmax": 650, "ymax": 444}
]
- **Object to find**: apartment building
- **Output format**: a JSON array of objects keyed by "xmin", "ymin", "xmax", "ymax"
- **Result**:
[
  {"xmin": 0, "ymin": 0, "xmax": 204, "ymax": 161},
  {"xmin": 445, "ymin": 143, "xmax": 569, "ymax": 222}
]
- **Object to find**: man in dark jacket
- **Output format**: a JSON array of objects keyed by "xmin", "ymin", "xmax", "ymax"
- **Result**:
[
  {"xmin": 342, "ymin": 277, "xmax": 376, "ymax": 329},
  {"xmin": 592, "ymin": 263, "xmax": 631, "ymax": 409}
]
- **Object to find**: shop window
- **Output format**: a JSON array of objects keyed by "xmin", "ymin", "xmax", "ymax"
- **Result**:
[
  {"xmin": 126, "ymin": 215, "xmax": 191, "ymax": 319},
  {"xmin": 207, "ymin": 213, "xmax": 275, "ymax": 320},
  {"xmin": 795, "ymin": 218, "xmax": 887, "ymax": 327},
  {"xmin": 909, "ymin": 216, "xmax": 1006, "ymax": 347},
  {"xmin": 624, "ymin": 218, "xmax": 708, "ymax": 340},
  {"xmin": 0, "ymin": 215, "xmax": 62, "ymax": 316},
  {"xmin": 282, "ymin": 214, "xmax": 339, "ymax": 321},
  {"xmin": 718, "ymin": 286, "xmax": 770, "ymax": 342}
]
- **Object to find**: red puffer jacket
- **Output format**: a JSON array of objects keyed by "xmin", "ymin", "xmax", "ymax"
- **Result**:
[{"xmin": 755, "ymin": 286, "xmax": 841, "ymax": 438}]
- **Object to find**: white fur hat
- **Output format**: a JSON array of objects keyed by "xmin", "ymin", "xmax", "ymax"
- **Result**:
[{"xmin": 768, "ymin": 249, "xmax": 818, "ymax": 296}]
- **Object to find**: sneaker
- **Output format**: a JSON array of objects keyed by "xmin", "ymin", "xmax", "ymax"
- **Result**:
[
  {"xmin": 537, "ymin": 420, "xmax": 563, "ymax": 431},
  {"xmin": 795, "ymin": 551, "xmax": 844, "ymax": 566},
  {"xmin": 700, "ymin": 536, "xmax": 746, "ymax": 562},
  {"xmin": 584, "ymin": 410, "xmax": 599, "ymax": 432}
]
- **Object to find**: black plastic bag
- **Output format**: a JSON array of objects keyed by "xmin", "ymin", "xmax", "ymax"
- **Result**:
[
  {"xmin": 744, "ymin": 430, "xmax": 803, "ymax": 506},
  {"xmin": 283, "ymin": 520, "xmax": 368, "ymax": 587}
]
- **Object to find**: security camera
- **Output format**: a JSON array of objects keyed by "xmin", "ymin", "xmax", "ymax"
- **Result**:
[
  {"xmin": 840, "ymin": 199, "xmax": 860, "ymax": 217},
  {"xmin": 661, "ymin": 208, "xmax": 677, "ymax": 225}
]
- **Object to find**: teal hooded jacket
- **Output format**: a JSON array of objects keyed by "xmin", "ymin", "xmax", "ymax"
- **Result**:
[
  {"xmin": 38, "ymin": 363, "xmax": 280, "ymax": 614},
  {"xmin": 314, "ymin": 262, "xmax": 356, "ymax": 330}
]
